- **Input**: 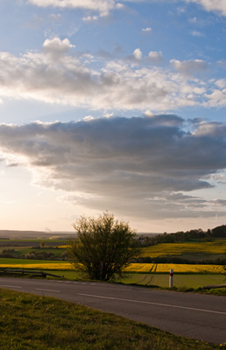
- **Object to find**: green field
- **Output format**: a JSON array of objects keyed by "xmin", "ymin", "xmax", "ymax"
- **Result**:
[
  {"xmin": 0, "ymin": 239, "xmax": 68, "ymax": 244},
  {"xmin": 0, "ymin": 288, "xmax": 224, "ymax": 350},
  {"xmin": 44, "ymin": 271, "xmax": 226, "ymax": 289},
  {"xmin": 141, "ymin": 240, "xmax": 226, "ymax": 261},
  {"xmin": 0, "ymin": 247, "xmax": 66, "ymax": 257},
  {"xmin": 2, "ymin": 238, "xmax": 226, "ymax": 261},
  {"xmin": 0, "ymin": 258, "xmax": 68, "ymax": 265},
  {"xmin": 116, "ymin": 273, "xmax": 226, "ymax": 289},
  {"xmin": 1, "ymin": 238, "xmax": 226, "ymax": 291}
]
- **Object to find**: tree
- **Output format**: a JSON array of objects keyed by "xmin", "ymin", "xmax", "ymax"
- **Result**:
[
  {"xmin": 40, "ymin": 241, "xmax": 45, "ymax": 249},
  {"xmin": 67, "ymin": 211, "xmax": 140, "ymax": 281}
]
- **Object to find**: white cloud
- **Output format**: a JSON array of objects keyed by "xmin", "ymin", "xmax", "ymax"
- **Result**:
[
  {"xmin": 142, "ymin": 27, "xmax": 152, "ymax": 33},
  {"xmin": 49, "ymin": 14, "xmax": 62, "ymax": 21},
  {"xmin": 82, "ymin": 15, "xmax": 98, "ymax": 21},
  {"xmin": 185, "ymin": 0, "xmax": 226, "ymax": 17},
  {"xmin": 218, "ymin": 60, "xmax": 226, "ymax": 68},
  {"xmin": 83, "ymin": 115, "xmax": 95, "ymax": 121},
  {"xmin": 116, "ymin": 3, "xmax": 124, "ymax": 9},
  {"xmin": 27, "ymin": 0, "xmax": 226, "ymax": 17},
  {"xmin": 170, "ymin": 59, "xmax": 209, "ymax": 76},
  {"xmin": 43, "ymin": 37, "xmax": 75, "ymax": 54},
  {"xmin": 188, "ymin": 16, "xmax": 197, "ymax": 23},
  {"xmin": 28, "ymin": 0, "xmax": 119, "ymax": 16},
  {"xmin": 215, "ymin": 79, "xmax": 226, "ymax": 89},
  {"xmin": 205, "ymin": 89, "xmax": 226, "ymax": 108},
  {"xmin": 0, "ymin": 116, "xmax": 226, "ymax": 220},
  {"xmin": 0, "ymin": 42, "xmax": 225, "ymax": 111},
  {"xmin": 148, "ymin": 51, "xmax": 163, "ymax": 63},
  {"xmin": 177, "ymin": 6, "xmax": 186, "ymax": 14},
  {"xmin": 191, "ymin": 30, "xmax": 205, "ymax": 37},
  {"xmin": 133, "ymin": 48, "xmax": 142, "ymax": 60}
]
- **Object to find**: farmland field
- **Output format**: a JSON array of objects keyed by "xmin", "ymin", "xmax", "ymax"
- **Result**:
[
  {"xmin": 0, "ymin": 258, "xmax": 72, "ymax": 270},
  {"xmin": 1, "ymin": 259, "xmax": 225, "ymax": 274},
  {"xmin": 125, "ymin": 263, "xmax": 225, "ymax": 273},
  {"xmin": 141, "ymin": 240, "xmax": 226, "ymax": 261},
  {"xmin": 1, "ymin": 238, "xmax": 226, "ymax": 261},
  {"xmin": 0, "ymin": 239, "xmax": 68, "ymax": 247},
  {"xmin": 0, "ymin": 247, "xmax": 66, "ymax": 257},
  {"xmin": 1, "ymin": 238, "xmax": 226, "ymax": 291}
]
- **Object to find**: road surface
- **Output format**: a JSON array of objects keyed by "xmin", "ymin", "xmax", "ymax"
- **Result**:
[{"xmin": 0, "ymin": 277, "xmax": 226, "ymax": 345}]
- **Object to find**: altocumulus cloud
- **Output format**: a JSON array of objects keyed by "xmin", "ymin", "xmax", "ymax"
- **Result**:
[
  {"xmin": 0, "ymin": 38, "xmax": 225, "ymax": 111},
  {"xmin": 0, "ymin": 115, "xmax": 226, "ymax": 219}
]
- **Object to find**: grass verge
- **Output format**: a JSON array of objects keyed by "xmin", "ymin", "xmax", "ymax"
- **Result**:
[
  {"xmin": 0, "ymin": 288, "xmax": 225, "ymax": 350},
  {"xmin": 1, "ymin": 269, "xmax": 226, "ymax": 296}
]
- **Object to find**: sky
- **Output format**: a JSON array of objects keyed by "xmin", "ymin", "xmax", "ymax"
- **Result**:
[{"xmin": 0, "ymin": 0, "xmax": 226, "ymax": 233}]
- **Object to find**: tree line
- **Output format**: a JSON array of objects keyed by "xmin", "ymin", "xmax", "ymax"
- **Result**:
[{"xmin": 136, "ymin": 225, "xmax": 226, "ymax": 247}]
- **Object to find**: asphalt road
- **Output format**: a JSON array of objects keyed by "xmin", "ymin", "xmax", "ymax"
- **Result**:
[{"xmin": 1, "ymin": 277, "xmax": 226, "ymax": 345}]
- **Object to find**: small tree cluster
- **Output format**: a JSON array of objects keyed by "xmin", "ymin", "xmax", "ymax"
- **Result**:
[{"xmin": 68, "ymin": 211, "xmax": 140, "ymax": 281}]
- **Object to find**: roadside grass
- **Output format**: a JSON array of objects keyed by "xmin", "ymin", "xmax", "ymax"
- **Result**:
[
  {"xmin": 1, "ymin": 269, "xmax": 226, "ymax": 296},
  {"xmin": 0, "ymin": 288, "xmax": 224, "ymax": 350},
  {"xmin": 116, "ymin": 273, "xmax": 226, "ymax": 289}
]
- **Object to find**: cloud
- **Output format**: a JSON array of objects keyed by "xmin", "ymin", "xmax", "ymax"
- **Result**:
[
  {"xmin": 27, "ymin": 0, "xmax": 226, "ymax": 18},
  {"xmin": 177, "ymin": 6, "xmax": 186, "ymax": 14},
  {"xmin": 0, "ymin": 115, "xmax": 226, "ymax": 220},
  {"xmin": 148, "ymin": 51, "xmax": 163, "ymax": 63},
  {"xmin": 49, "ymin": 14, "xmax": 62, "ymax": 21},
  {"xmin": 170, "ymin": 59, "xmax": 209, "ymax": 76},
  {"xmin": 215, "ymin": 79, "xmax": 226, "ymax": 89},
  {"xmin": 188, "ymin": 17, "xmax": 197, "ymax": 23},
  {"xmin": 185, "ymin": 0, "xmax": 226, "ymax": 17},
  {"xmin": 191, "ymin": 30, "xmax": 205, "ymax": 37},
  {"xmin": 218, "ymin": 60, "xmax": 226, "ymax": 68},
  {"xmin": 28, "ymin": 0, "xmax": 121, "ymax": 16},
  {"xmin": 43, "ymin": 37, "xmax": 75, "ymax": 55},
  {"xmin": 142, "ymin": 27, "xmax": 152, "ymax": 33},
  {"xmin": 133, "ymin": 48, "xmax": 142, "ymax": 60},
  {"xmin": 82, "ymin": 15, "xmax": 98, "ymax": 22},
  {"xmin": 204, "ymin": 89, "xmax": 226, "ymax": 108},
  {"xmin": 0, "ymin": 40, "xmax": 225, "ymax": 111}
]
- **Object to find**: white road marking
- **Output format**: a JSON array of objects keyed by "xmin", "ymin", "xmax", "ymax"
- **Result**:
[
  {"xmin": 78, "ymin": 293, "xmax": 226, "ymax": 316},
  {"xmin": 36, "ymin": 288, "xmax": 61, "ymax": 293},
  {"xmin": 0, "ymin": 285, "xmax": 22, "ymax": 289}
]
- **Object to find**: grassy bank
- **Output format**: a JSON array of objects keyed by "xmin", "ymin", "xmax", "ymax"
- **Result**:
[
  {"xmin": 118, "ymin": 273, "xmax": 226, "ymax": 289},
  {"xmin": 0, "ymin": 288, "xmax": 225, "ymax": 350}
]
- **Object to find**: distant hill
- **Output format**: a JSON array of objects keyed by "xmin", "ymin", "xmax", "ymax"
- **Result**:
[{"xmin": 0, "ymin": 230, "xmax": 75, "ymax": 240}]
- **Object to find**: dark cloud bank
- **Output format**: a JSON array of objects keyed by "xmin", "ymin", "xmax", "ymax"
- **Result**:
[{"xmin": 0, "ymin": 114, "xmax": 226, "ymax": 220}]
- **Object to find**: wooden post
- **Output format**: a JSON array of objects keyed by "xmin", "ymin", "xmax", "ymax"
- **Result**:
[{"xmin": 169, "ymin": 269, "xmax": 173, "ymax": 287}]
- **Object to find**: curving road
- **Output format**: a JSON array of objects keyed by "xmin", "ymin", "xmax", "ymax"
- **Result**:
[{"xmin": 0, "ymin": 277, "xmax": 226, "ymax": 345}]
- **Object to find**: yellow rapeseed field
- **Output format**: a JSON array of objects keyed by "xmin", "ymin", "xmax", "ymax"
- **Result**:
[
  {"xmin": 0, "ymin": 263, "xmax": 73, "ymax": 270},
  {"xmin": 125, "ymin": 263, "xmax": 225, "ymax": 273},
  {"xmin": 141, "ymin": 240, "xmax": 226, "ymax": 257}
]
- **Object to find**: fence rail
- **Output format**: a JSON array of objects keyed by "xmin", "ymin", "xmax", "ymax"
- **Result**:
[
  {"xmin": 0, "ymin": 268, "xmax": 63, "ymax": 278},
  {"xmin": 203, "ymin": 284, "xmax": 226, "ymax": 290}
]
